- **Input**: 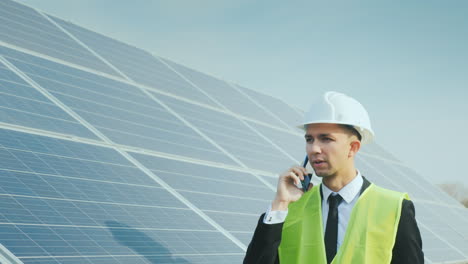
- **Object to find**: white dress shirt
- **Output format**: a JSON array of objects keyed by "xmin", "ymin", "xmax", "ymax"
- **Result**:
[{"xmin": 263, "ymin": 171, "xmax": 363, "ymax": 251}]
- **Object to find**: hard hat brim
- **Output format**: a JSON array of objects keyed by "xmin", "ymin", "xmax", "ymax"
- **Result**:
[{"xmin": 297, "ymin": 121, "xmax": 374, "ymax": 145}]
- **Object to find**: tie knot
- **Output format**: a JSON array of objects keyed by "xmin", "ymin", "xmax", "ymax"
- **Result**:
[{"xmin": 328, "ymin": 194, "xmax": 343, "ymax": 208}]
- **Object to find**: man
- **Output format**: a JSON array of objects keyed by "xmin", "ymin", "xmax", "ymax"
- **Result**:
[{"xmin": 244, "ymin": 91, "xmax": 423, "ymax": 264}]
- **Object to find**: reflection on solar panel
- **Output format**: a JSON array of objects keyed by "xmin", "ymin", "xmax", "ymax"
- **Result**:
[{"xmin": 0, "ymin": 0, "xmax": 467, "ymax": 263}]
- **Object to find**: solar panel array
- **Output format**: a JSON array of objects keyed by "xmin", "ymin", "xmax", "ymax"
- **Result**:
[{"xmin": 0, "ymin": 0, "xmax": 467, "ymax": 263}]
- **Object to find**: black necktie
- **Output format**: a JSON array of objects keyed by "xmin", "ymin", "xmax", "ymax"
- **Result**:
[{"xmin": 325, "ymin": 194, "xmax": 343, "ymax": 263}]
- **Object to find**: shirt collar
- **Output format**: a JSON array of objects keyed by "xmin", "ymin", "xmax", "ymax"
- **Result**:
[{"xmin": 322, "ymin": 170, "xmax": 363, "ymax": 204}]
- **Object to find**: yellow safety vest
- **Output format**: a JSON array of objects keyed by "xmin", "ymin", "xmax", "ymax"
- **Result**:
[{"xmin": 278, "ymin": 183, "xmax": 409, "ymax": 264}]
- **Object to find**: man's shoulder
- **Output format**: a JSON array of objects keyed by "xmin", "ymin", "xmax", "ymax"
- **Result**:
[
  {"xmin": 362, "ymin": 181, "xmax": 416, "ymax": 218},
  {"xmin": 363, "ymin": 183, "xmax": 410, "ymax": 204}
]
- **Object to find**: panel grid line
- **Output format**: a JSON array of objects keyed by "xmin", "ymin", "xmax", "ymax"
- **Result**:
[
  {"xmin": 0, "ymin": 54, "xmax": 249, "ymax": 252},
  {"xmin": 12, "ymin": 0, "xmax": 299, "ymax": 135},
  {"xmin": 18, "ymin": 252, "xmax": 245, "ymax": 259},
  {"xmin": 0, "ymin": 192, "xmax": 191, "ymax": 210},
  {"xmin": 176, "ymin": 189, "xmax": 270, "ymax": 202},
  {"xmin": 0, "ymin": 122, "xmax": 278, "ymax": 177},
  {"xmin": 149, "ymin": 169, "xmax": 271, "ymax": 189},
  {"xmin": 0, "ymin": 105, "xmax": 79, "ymax": 124},
  {"xmin": 38, "ymin": 9, "xmax": 133, "ymax": 80},
  {"xmin": 0, "ymin": 168, "xmax": 156, "ymax": 189},
  {"xmin": 357, "ymin": 156, "xmax": 462, "ymax": 208},
  {"xmin": 419, "ymin": 222, "xmax": 468, "ymax": 259},
  {"xmin": 0, "ymin": 222, "xmax": 216, "ymax": 232},
  {"xmin": 155, "ymin": 57, "xmax": 279, "ymax": 189},
  {"xmin": 1, "ymin": 39, "xmax": 297, "ymax": 135},
  {"xmin": 227, "ymin": 82, "xmax": 293, "ymax": 131},
  {"xmin": 0, "ymin": 146, "xmax": 136, "ymax": 169},
  {"xmin": 0, "ymin": 90, "xmax": 55, "ymax": 106}
]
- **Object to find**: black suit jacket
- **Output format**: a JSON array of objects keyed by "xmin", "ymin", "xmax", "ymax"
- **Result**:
[{"xmin": 243, "ymin": 178, "xmax": 424, "ymax": 264}]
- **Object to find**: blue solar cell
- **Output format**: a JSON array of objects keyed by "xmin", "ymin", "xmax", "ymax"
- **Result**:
[
  {"xmin": 0, "ymin": 0, "xmax": 118, "ymax": 75},
  {"xmin": 260, "ymin": 175, "xmax": 279, "ymax": 188},
  {"xmin": 0, "ymin": 62, "xmax": 99, "ymax": 139},
  {"xmin": 155, "ymin": 170, "xmax": 272, "ymax": 200},
  {"xmin": 0, "ymin": 91, "xmax": 71, "ymax": 120},
  {"xmin": 132, "ymin": 153, "xmax": 269, "ymax": 188},
  {"xmin": 0, "ymin": 46, "xmax": 150, "ymax": 102},
  {"xmin": 231, "ymin": 232, "xmax": 255, "ymax": 247},
  {"xmin": 415, "ymin": 203, "xmax": 468, "ymax": 262},
  {"xmin": 0, "ymin": 46, "xmax": 236, "ymax": 166},
  {"xmin": 354, "ymin": 156, "xmax": 400, "ymax": 190},
  {"xmin": 0, "ymin": 149, "xmax": 153, "ymax": 186},
  {"xmin": 155, "ymin": 92, "xmax": 294, "ymax": 173},
  {"xmin": 0, "ymin": 128, "xmax": 245, "ymax": 262},
  {"xmin": 132, "ymin": 152, "xmax": 273, "ymax": 245},
  {"xmin": 205, "ymin": 211, "xmax": 259, "ymax": 233},
  {"xmin": 0, "ymin": 129, "xmax": 127, "ymax": 164},
  {"xmin": 0, "ymin": 225, "xmax": 48, "ymax": 257},
  {"xmin": 160, "ymin": 58, "xmax": 289, "ymax": 129},
  {"xmin": 178, "ymin": 191, "xmax": 269, "ymax": 214},
  {"xmin": 364, "ymin": 159, "xmax": 425, "ymax": 195},
  {"xmin": 247, "ymin": 120, "xmax": 304, "ymax": 160},
  {"xmin": 360, "ymin": 142, "xmax": 401, "ymax": 162},
  {"xmin": 21, "ymin": 254, "xmax": 244, "ymax": 264},
  {"xmin": 49, "ymin": 15, "xmax": 217, "ymax": 106},
  {"xmin": 356, "ymin": 155, "xmax": 458, "ymax": 206},
  {"xmin": 0, "ymin": 0, "xmax": 116, "ymax": 75},
  {"xmin": 237, "ymin": 84, "xmax": 303, "ymax": 128},
  {"xmin": 434, "ymin": 207, "xmax": 468, "ymax": 253},
  {"xmin": 0, "ymin": 65, "xmax": 50, "ymax": 103}
]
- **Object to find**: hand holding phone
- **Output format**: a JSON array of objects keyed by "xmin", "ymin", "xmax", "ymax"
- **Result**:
[
  {"xmin": 300, "ymin": 156, "xmax": 313, "ymax": 192},
  {"xmin": 271, "ymin": 156, "xmax": 314, "ymax": 211}
]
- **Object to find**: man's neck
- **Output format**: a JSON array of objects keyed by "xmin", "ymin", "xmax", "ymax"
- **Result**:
[{"xmin": 322, "ymin": 168, "xmax": 358, "ymax": 192}]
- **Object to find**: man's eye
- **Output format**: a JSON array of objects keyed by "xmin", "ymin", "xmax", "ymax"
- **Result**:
[
  {"xmin": 305, "ymin": 138, "xmax": 312, "ymax": 143},
  {"xmin": 323, "ymin": 137, "xmax": 332, "ymax": 141}
]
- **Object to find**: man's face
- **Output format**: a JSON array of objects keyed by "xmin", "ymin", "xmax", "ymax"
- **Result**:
[{"xmin": 304, "ymin": 123, "xmax": 355, "ymax": 178}]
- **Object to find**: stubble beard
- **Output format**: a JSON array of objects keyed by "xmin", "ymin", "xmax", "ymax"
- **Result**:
[
  {"xmin": 314, "ymin": 164, "xmax": 338, "ymax": 178},
  {"xmin": 314, "ymin": 169, "xmax": 333, "ymax": 178}
]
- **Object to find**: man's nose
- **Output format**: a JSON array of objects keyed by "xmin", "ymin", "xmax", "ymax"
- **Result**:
[{"xmin": 307, "ymin": 142, "xmax": 321, "ymax": 154}]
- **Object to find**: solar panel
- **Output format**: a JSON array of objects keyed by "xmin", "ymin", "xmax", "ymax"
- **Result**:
[
  {"xmin": 1, "ymin": 0, "xmax": 467, "ymax": 263},
  {"xmin": 0, "ymin": 45, "xmax": 236, "ymax": 166},
  {"xmin": 160, "ymin": 58, "xmax": 291, "ymax": 130},
  {"xmin": 245, "ymin": 120, "xmax": 304, "ymax": 160},
  {"xmin": 0, "ymin": 128, "xmax": 247, "ymax": 263},
  {"xmin": 360, "ymin": 141, "xmax": 401, "ymax": 162},
  {"xmin": 0, "ymin": 57, "xmax": 98, "ymax": 139},
  {"xmin": 48, "ymin": 15, "xmax": 217, "ymax": 107},
  {"xmin": 235, "ymin": 84, "xmax": 303, "ymax": 129},
  {"xmin": 0, "ymin": 0, "xmax": 118, "ymax": 76},
  {"xmin": 132, "ymin": 152, "xmax": 273, "ymax": 242},
  {"xmin": 154, "ymin": 92, "xmax": 295, "ymax": 173}
]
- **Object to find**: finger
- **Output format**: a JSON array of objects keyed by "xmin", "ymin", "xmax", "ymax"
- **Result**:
[
  {"xmin": 307, "ymin": 182, "xmax": 314, "ymax": 191},
  {"xmin": 288, "ymin": 172, "xmax": 300, "ymax": 185},
  {"xmin": 300, "ymin": 166, "xmax": 307, "ymax": 174},
  {"xmin": 291, "ymin": 167, "xmax": 305, "ymax": 181},
  {"xmin": 279, "ymin": 170, "xmax": 297, "ymax": 185}
]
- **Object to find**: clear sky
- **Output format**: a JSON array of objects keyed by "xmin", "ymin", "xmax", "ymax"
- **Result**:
[{"xmin": 19, "ymin": 0, "xmax": 468, "ymax": 185}]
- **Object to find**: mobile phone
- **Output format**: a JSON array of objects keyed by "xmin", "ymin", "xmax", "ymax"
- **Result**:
[{"xmin": 300, "ymin": 155, "xmax": 313, "ymax": 192}]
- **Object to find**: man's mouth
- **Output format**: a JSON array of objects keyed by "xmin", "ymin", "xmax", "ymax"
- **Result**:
[{"xmin": 312, "ymin": 160, "xmax": 326, "ymax": 166}]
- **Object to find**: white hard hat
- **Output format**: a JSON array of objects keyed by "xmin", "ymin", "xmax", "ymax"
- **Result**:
[{"xmin": 298, "ymin": 91, "xmax": 374, "ymax": 144}]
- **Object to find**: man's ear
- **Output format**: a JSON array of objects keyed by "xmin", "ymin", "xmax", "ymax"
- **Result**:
[{"xmin": 348, "ymin": 139, "xmax": 361, "ymax": 158}]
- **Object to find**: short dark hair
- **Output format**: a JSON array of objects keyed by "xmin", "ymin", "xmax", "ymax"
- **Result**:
[{"xmin": 340, "ymin": 124, "xmax": 362, "ymax": 142}]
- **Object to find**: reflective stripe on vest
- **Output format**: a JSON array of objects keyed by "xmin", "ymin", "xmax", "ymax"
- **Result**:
[{"xmin": 278, "ymin": 183, "xmax": 409, "ymax": 264}]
